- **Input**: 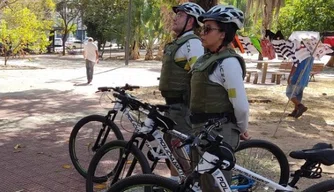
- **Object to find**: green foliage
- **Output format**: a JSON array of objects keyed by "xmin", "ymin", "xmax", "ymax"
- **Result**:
[
  {"xmin": 81, "ymin": 0, "xmax": 128, "ymax": 49},
  {"xmin": 278, "ymin": 0, "xmax": 334, "ymax": 37},
  {"xmin": 0, "ymin": 1, "xmax": 55, "ymax": 65}
]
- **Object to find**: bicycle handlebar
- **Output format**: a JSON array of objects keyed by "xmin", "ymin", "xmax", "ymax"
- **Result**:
[
  {"xmin": 97, "ymin": 83, "xmax": 140, "ymax": 93},
  {"xmin": 112, "ymin": 93, "xmax": 179, "ymax": 113}
]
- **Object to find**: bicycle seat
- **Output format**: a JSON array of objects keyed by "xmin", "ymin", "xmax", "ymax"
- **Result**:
[{"xmin": 289, "ymin": 148, "xmax": 334, "ymax": 166}]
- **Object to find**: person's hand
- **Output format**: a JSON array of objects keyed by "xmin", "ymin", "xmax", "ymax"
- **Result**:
[
  {"xmin": 96, "ymin": 58, "xmax": 99, "ymax": 64},
  {"xmin": 240, "ymin": 131, "xmax": 251, "ymax": 140}
]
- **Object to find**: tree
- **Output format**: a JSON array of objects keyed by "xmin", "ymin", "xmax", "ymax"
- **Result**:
[
  {"xmin": 56, "ymin": 0, "xmax": 81, "ymax": 55},
  {"xmin": 80, "ymin": 0, "xmax": 127, "ymax": 56},
  {"xmin": 246, "ymin": 0, "xmax": 285, "ymax": 35},
  {"xmin": 278, "ymin": 0, "xmax": 334, "ymax": 67},
  {"xmin": 193, "ymin": 0, "xmax": 217, "ymax": 11},
  {"xmin": 141, "ymin": 0, "xmax": 162, "ymax": 60},
  {"xmin": 0, "ymin": 1, "xmax": 55, "ymax": 65}
]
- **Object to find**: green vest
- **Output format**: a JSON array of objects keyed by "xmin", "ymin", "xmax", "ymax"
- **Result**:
[
  {"xmin": 190, "ymin": 48, "xmax": 246, "ymax": 114},
  {"xmin": 159, "ymin": 34, "xmax": 200, "ymax": 98}
]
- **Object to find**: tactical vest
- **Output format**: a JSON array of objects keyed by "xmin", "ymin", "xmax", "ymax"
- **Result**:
[
  {"xmin": 190, "ymin": 48, "xmax": 246, "ymax": 114},
  {"xmin": 159, "ymin": 34, "xmax": 200, "ymax": 99}
]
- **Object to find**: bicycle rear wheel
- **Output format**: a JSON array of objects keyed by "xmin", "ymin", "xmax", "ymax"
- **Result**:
[
  {"xmin": 303, "ymin": 180, "xmax": 334, "ymax": 192},
  {"xmin": 69, "ymin": 115, "xmax": 124, "ymax": 179},
  {"xmin": 232, "ymin": 139, "xmax": 290, "ymax": 191},
  {"xmin": 107, "ymin": 174, "xmax": 180, "ymax": 192},
  {"xmin": 86, "ymin": 140, "xmax": 151, "ymax": 192}
]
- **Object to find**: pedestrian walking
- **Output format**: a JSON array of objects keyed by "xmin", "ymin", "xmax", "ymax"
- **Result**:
[{"xmin": 83, "ymin": 37, "xmax": 98, "ymax": 84}]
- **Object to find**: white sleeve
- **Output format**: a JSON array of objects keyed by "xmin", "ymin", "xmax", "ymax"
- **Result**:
[
  {"xmin": 208, "ymin": 57, "xmax": 249, "ymax": 133},
  {"xmin": 178, "ymin": 39, "xmax": 204, "ymax": 68}
]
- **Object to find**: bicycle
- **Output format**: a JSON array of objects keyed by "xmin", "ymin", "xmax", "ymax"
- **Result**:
[
  {"xmin": 86, "ymin": 92, "xmax": 290, "ymax": 192},
  {"xmin": 69, "ymin": 84, "xmax": 140, "ymax": 179},
  {"xmin": 106, "ymin": 121, "xmax": 334, "ymax": 192}
]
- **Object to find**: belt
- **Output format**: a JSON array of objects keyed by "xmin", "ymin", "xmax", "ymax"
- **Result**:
[
  {"xmin": 189, "ymin": 112, "xmax": 236, "ymax": 124},
  {"xmin": 165, "ymin": 97, "xmax": 184, "ymax": 105}
]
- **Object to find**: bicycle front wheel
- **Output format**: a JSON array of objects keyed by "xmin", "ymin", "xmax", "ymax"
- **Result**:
[
  {"xmin": 69, "ymin": 115, "xmax": 124, "ymax": 179},
  {"xmin": 86, "ymin": 140, "xmax": 151, "ymax": 192},
  {"xmin": 232, "ymin": 139, "xmax": 290, "ymax": 192},
  {"xmin": 303, "ymin": 180, "xmax": 334, "ymax": 192},
  {"xmin": 107, "ymin": 174, "xmax": 180, "ymax": 192}
]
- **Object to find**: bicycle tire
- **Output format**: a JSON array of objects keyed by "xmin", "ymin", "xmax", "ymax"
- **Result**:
[
  {"xmin": 86, "ymin": 140, "xmax": 151, "ymax": 192},
  {"xmin": 69, "ymin": 114, "xmax": 124, "ymax": 179},
  {"xmin": 303, "ymin": 179, "xmax": 334, "ymax": 192},
  {"xmin": 107, "ymin": 174, "xmax": 180, "ymax": 192},
  {"xmin": 233, "ymin": 139, "xmax": 290, "ymax": 191}
]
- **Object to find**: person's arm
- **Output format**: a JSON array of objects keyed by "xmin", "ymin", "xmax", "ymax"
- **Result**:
[
  {"xmin": 180, "ymin": 39, "xmax": 204, "ymax": 70},
  {"xmin": 209, "ymin": 57, "xmax": 249, "ymax": 134},
  {"xmin": 83, "ymin": 45, "xmax": 86, "ymax": 59},
  {"xmin": 95, "ymin": 50, "xmax": 99, "ymax": 63},
  {"xmin": 94, "ymin": 45, "xmax": 99, "ymax": 63}
]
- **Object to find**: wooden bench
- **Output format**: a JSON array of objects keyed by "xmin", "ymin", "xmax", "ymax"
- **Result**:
[
  {"xmin": 245, "ymin": 70, "xmax": 260, "ymax": 84},
  {"xmin": 271, "ymin": 62, "xmax": 292, "ymax": 84},
  {"xmin": 309, "ymin": 63, "xmax": 325, "ymax": 81}
]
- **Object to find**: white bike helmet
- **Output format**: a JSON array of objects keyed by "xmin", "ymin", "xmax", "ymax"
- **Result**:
[
  {"xmin": 198, "ymin": 5, "xmax": 244, "ymax": 29},
  {"xmin": 172, "ymin": 2, "xmax": 205, "ymax": 26}
]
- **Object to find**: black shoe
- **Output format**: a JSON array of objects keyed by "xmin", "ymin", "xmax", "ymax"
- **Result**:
[
  {"xmin": 295, "ymin": 104, "xmax": 308, "ymax": 118},
  {"xmin": 288, "ymin": 109, "xmax": 297, "ymax": 117}
]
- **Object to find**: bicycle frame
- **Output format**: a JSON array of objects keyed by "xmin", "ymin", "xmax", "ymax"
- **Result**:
[
  {"xmin": 92, "ymin": 102, "xmax": 122, "ymax": 151},
  {"xmin": 110, "ymin": 100, "xmax": 191, "ymax": 181},
  {"xmin": 194, "ymin": 151, "xmax": 295, "ymax": 192},
  {"xmin": 123, "ymin": 104, "xmax": 191, "ymax": 180},
  {"xmin": 151, "ymin": 129, "xmax": 189, "ymax": 180}
]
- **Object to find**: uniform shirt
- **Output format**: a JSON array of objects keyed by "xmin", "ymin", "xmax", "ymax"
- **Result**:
[
  {"xmin": 209, "ymin": 57, "xmax": 249, "ymax": 133},
  {"xmin": 84, "ymin": 42, "xmax": 98, "ymax": 62},
  {"xmin": 174, "ymin": 31, "xmax": 204, "ymax": 70}
]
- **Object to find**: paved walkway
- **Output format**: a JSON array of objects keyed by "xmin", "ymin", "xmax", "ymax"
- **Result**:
[{"xmin": 0, "ymin": 55, "xmax": 162, "ymax": 192}]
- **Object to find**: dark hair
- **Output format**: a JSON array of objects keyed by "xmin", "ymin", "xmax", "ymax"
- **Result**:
[{"xmin": 217, "ymin": 22, "xmax": 238, "ymax": 46}]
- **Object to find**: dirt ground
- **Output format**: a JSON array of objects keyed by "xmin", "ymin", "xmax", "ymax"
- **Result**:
[
  {"xmin": 1, "ymin": 55, "xmax": 334, "ymax": 191},
  {"xmin": 130, "ymin": 81, "xmax": 334, "ymax": 189}
]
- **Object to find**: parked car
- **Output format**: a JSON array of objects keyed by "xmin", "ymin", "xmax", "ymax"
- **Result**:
[
  {"xmin": 54, "ymin": 38, "xmax": 63, "ymax": 47},
  {"xmin": 65, "ymin": 37, "xmax": 83, "ymax": 49}
]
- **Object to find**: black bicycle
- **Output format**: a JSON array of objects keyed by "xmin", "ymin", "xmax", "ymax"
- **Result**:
[
  {"xmin": 69, "ymin": 84, "xmax": 140, "ymax": 179},
  {"xmin": 85, "ymin": 92, "xmax": 290, "ymax": 192}
]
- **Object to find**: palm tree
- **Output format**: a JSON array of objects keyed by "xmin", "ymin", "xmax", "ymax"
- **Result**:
[
  {"xmin": 246, "ymin": 0, "xmax": 285, "ymax": 35},
  {"xmin": 245, "ymin": 0, "xmax": 285, "ymax": 68}
]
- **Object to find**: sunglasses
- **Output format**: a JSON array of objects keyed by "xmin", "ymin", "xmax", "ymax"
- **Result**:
[{"xmin": 202, "ymin": 26, "xmax": 220, "ymax": 35}]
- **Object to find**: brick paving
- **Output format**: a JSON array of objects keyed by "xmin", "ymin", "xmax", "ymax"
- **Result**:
[{"xmin": 0, "ymin": 55, "xmax": 162, "ymax": 192}]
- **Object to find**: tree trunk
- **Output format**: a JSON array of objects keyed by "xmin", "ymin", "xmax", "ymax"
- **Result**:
[
  {"xmin": 193, "ymin": 0, "xmax": 218, "ymax": 11},
  {"xmin": 145, "ymin": 48, "xmax": 154, "ymax": 60},
  {"xmin": 326, "ymin": 55, "xmax": 334, "ymax": 67},
  {"xmin": 257, "ymin": 53, "xmax": 263, "ymax": 69},
  {"xmin": 4, "ymin": 55, "xmax": 8, "ymax": 66},
  {"xmin": 130, "ymin": 41, "xmax": 140, "ymax": 60},
  {"xmin": 62, "ymin": 30, "xmax": 68, "ymax": 56},
  {"xmin": 155, "ymin": 41, "xmax": 165, "ymax": 60}
]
